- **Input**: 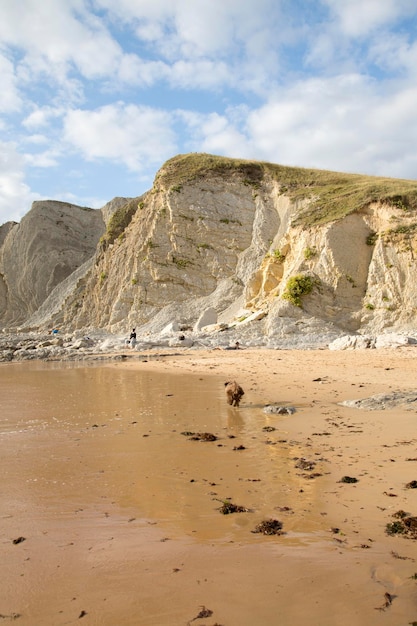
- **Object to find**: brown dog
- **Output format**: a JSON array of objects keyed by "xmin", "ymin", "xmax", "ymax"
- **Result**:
[{"xmin": 224, "ymin": 381, "xmax": 245, "ymax": 407}]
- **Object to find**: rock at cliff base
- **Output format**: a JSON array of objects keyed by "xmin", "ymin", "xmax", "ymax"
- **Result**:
[{"xmin": 194, "ymin": 308, "xmax": 218, "ymax": 332}]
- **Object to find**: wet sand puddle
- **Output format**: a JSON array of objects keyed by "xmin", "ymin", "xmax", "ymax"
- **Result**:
[
  {"xmin": 0, "ymin": 361, "xmax": 326, "ymax": 541},
  {"xmin": 0, "ymin": 361, "xmax": 330, "ymax": 624}
]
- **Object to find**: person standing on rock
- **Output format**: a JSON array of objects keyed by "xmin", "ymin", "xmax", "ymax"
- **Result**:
[{"xmin": 129, "ymin": 328, "xmax": 137, "ymax": 349}]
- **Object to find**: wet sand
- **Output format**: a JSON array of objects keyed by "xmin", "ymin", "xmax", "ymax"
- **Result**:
[{"xmin": 2, "ymin": 347, "xmax": 417, "ymax": 625}]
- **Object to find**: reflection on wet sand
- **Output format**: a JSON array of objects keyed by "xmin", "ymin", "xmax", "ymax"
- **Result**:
[
  {"xmin": 1, "ymin": 361, "xmax": 323, "ymax": 539},
  {"xmin": 0, "ymin": 361, "xmax": 324, "ymax": 624}
]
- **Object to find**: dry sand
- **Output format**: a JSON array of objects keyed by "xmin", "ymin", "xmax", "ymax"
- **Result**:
[{"xmin": 2, "ymin": 346, "xmax": 417, "ymax": 625}]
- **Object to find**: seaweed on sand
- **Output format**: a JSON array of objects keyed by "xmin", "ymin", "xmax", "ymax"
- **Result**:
[
  {"xmin": 386, "ymin": 510, "xmax": 417, "ymax": 538},
  {"xmin": 295, "ymin": 458, "xmax": 316, "ymax": 471},
  {"xmin": 251, "ymin": 519, "xmax": 284, "ymax": 535},
  {"xmin": 187, "ymin": 605, "xmax": 214, "ymax": 624},
  {"xmin": 339, "ymin": 476, "xmax": 358, "ymax": 483},
  {"xmin": 190, "ymin": 432, "xmax": 218, "ymax": 441},
  {"xmin": 181, "ymin": 431, "xmax": 218, "ymax": 441},
  {"xmin": 216, "ymin": 499, "xmax": 250, "ymax": 515}
]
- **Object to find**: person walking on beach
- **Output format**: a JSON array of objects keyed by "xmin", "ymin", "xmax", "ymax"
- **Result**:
[{"xmin": 129, "ymin": 328, "xmax": 137, "ymax": 349}]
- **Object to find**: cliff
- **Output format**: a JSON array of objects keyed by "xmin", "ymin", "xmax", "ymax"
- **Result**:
[
  {"xmin": 2, "ymin": 153, "xmax": 417, "ymax": 341},
  {"xmin": 0, "ymin": 200, "xmax": 105, "ymax": 327}
]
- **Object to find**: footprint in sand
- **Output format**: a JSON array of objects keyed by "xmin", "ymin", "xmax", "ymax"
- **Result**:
[{"xmin": 371, "ymin": 564, "xmax": 403, "ymax": 591}]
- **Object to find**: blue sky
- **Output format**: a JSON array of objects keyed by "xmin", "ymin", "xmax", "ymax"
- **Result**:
[{"xmin": 1, "ymin": 0, "xmax": 417, "ymax": 224}]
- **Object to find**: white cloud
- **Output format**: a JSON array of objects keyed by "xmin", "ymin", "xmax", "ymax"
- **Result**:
[
  {"xmin": 63, "ymin": 103, "xmax": 177, "ymax": 171},
  {"xmin": 242, "ymin": 74, "xmax": 417, "ymax": 177},
  {"xmin": 0, "ymin": 0, "xmax": 122, "ymax": 81},
  {"xmin": 24, "ymin": 134, "xmax": 49, "ymax": 145},
  {"xmin": 1, "ymin": 0, "xmax": 254, "ymax": 100},
  {"xmin": 0, "ymin": 0, "xmax": 317, "ymax": 105},
  {"xmin": 93, "ymin": 0, "xmax": 284, "ymax": 93},
  {"xmin": 0, "ymin": 52, "xmax": 21, "ymax": 112},
  {"xmin": 94, "ymin": 0, "xmax": 232, "ymax": 54},
  {"xmin": 0, "ymin": 142, "xmax": 40, "ymax": 224},
  {"xmin": 178, "ymin": 70, "xmax": 417, "ymax": 179},
  {"xmin": 180, "ymin": 110, "xmax": 251, "ymax": 157},
  {"xmin": 24, "ymin": 150, "xmax": 60, "ymax": 168},
  {"xmin": 323, "ymin": 0, "xmax": 416, "ymax": 37},
  {"xmin": 368, "ymin": 33, "xmax": 417, "ymax": 76},
  {"xmin": 169, "ymin": 60, "xmax": 232, "ymax": 90},
  {"xmin": 95, "ymin": 0, "xmax": 281, "ymax": 58},
  {"xmin": 305, "ymin": 1, "xmax": 417, "ymax": 78},
  {"xmin": 22, "ymin": 106, "xmax": 64, "ymax": 130},
  {"xmin": 164, "ymin": 0, "xmax": 276, "ymax": 59},
  {"xmin": 368, "ymin": 86, "xmax": 417, "ymax": 142},
  {"xmin": 116, "ymin": 54, "xmax": 169, "ymax": 87}
]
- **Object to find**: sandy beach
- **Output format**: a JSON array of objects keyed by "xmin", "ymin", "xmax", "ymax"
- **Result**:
[{"xmin": 2, "ymin": 346, "xmax": 417, "ymax": 625}]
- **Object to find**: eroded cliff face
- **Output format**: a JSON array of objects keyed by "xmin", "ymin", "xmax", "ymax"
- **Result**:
[
  {"xmin": 246, "ymin": 212, "xmax": 374, "ymax": 331},
  {"xmin": 3, "ymin": 154, "xmax": 417, "ymax": 338},
  {"xmin": 0, "ymin": 201, "xmax": 105, "ymax": 327},
  {"xmin": 45, "ymin": 172, "xmax": 264, "ymax": 331},
  {"xmin": 32, "ymin": 161, "xmax": 417, "ymax": 337},
  {"xmin": 246, "ymin": 205, "xmax": 417, "ymax": 335}
]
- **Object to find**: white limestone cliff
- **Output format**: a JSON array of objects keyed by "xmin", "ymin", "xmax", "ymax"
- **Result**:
[
  {"xmin": 2, "ymin": 154, "xmax": 417, "ymax": 343},
  {"xmin": 0, "ymin": 200, "xmax": 105, "ymax": 327}
]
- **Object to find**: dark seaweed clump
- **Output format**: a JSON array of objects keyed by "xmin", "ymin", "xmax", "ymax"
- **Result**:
[
  {"xmin": 251, "ymin": 519, "xmax": 283, "ymax": 535},
  {"xmin": 339, "ymin": 476, "xmax": 358, "ymax": 483},
  {"xmin": 386, "ymin": 510, "xmax": 417, "ymax": 538},
  {"xmin": 217, "ymin": 500, "xmax": 250, "ymax": 515},
  {"xmin": 190, "ymin": 432, "xmax": 218, "ymax": 441},
  {"xmin": 181, "ymin": 431, "xmax": 218, "ymax": 441}
]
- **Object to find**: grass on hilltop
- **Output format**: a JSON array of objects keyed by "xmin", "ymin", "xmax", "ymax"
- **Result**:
[{"xmin": 155, "ymin": 153, "xmax": 417, "ymax": 227}]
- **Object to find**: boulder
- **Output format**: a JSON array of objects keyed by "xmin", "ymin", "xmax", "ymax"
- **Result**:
[
  {"xmin": 374, "ymin": 334, "xmax": 414, "ymax": 349},
  {"xmin": 72, "ymin": 338, "xmax": 94, "ymax": 349},
  {"xmin": 263, "ymin": 405, "xmax": 296, "ymax": 415},
  {"xmin": 329, "ymin": 335, "xmax": 373, "ymax": 350},
  {"xmin": 194, "ymin": 308, "xmax": 217, "ymax": 332},
  {"xmin": 160, "ymin": 321, "xmax": 180, "ymax": 336}
]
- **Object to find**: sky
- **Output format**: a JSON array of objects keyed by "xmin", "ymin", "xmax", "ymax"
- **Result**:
[{"xmin": 1, "ymin": 0, "xmax": 417, "ymax": 225}]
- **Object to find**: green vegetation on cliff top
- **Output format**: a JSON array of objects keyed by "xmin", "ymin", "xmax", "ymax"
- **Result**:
[{"xmin": 156, "ymin": 153, "xmax": 417, "ymax": 227}]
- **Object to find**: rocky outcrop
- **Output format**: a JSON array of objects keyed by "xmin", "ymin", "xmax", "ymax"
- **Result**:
[
  {"xmin": 329, "ymin": 333, "xmax": 416, "ymax": 350},
  {"xmin": 341, "ymin": 390, "xmax": 417, "ymax": 410},
  {"xmin": 100, "ymin": 196, "xmax": 135, "ymax": 226},
  {"xmin": 2, "ymin": 153, "xmax": 417, "ymax": 343},
  {"xmin": 0, "ymin": 200, "xmax": 105, "ymax": 328}
]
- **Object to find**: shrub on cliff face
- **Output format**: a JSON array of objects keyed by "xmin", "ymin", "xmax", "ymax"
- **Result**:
[
  {"xmin": 282, "ymin": 274, "xmax": 316, "ymax": 307},
  {"xmin": 304, "ymin": 246, "xmax": 317, "ymax": 260},
  {"xmin": 100, "ymin": 198, "xmax": 140, "ymax": 250},
  {"xmin": 272, "ymin": 249, "xmax": 285, "ymax": 262}
]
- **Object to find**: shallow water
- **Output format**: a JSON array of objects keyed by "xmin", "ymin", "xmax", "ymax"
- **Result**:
[
  {"xmin": 0, "ymin": 360, "xmax": 324, "ymax": 542},
  {"xmin": 0, "ymin": 360, "xmax": 328, "ymax": 625}
]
